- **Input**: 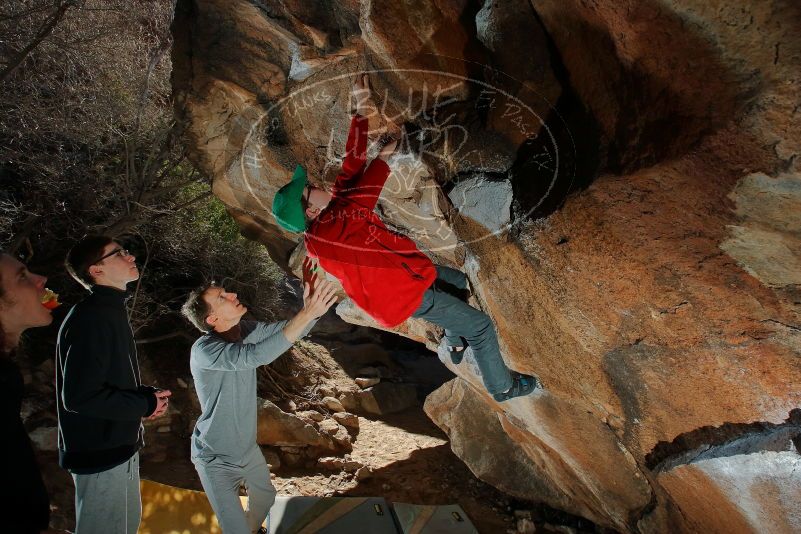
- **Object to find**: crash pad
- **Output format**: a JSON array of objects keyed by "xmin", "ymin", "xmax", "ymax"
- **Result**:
[
  {"xmin": 139, "ymin": 479, "xmax": 222, "ymax": 534},
  {"xmin": 269, "ymin": 495, "xmax": 397, "ymax": 534},
  {"xmin": 139, "ymin": 480, "xmax": 478, "ymax": 534},
  {"xmin": 393, "ymin": 503, "xmax": 479, "ymax": 534}
]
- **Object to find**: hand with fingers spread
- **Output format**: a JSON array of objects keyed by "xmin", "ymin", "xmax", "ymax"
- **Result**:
[
  {"xmin": 302, "ymin": 274, "xmax": 338, "ymax": 320},
  {"xmin": 282, "ymin": 259, "xmax": 338, "ymax": 342}
]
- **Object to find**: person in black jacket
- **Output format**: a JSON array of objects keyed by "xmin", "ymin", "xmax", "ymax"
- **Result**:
[
  {"xmin": 0, "ymin": 249, "xmax": 58, "ymax": 533},
  {"xmin": 57, "ymin": 235, "xmax": 171, "ymax": 534}
]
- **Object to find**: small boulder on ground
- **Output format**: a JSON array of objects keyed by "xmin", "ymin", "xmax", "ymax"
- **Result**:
[
  {"xmin": 317, "ymin": 456, "xmax": 363, "ymax": 473},
  {"xmin": 332, "ymin": 412, "xmax": 359, "ymax": 429},
  {"xmin": 318, "ymin": 419, "xmax": 353, "ymax": 451},
  {"xmin": 322, "ymin": 396, "xmax": 346, "ymax": 413},
  {"xmin": 355, "ymin": 377, "xmax": 380, "ymax": 389},
  {"xmin": 355, "ymin": 466, "xmax": 373, "ymax": 480},
  {"xmin": 297, "ymin": 410, "xmax": 325, "ymax": 422},
  {"xmin": 363, "ymin": 382, "xmax": 418, "ymax": 415},
  {"xmin": 261, "ymin": 447, "xmax": 281, "ymax": 469},
  {"xmin": 257, "ymin": 398, "xmax": 334, "ymax": 450}
]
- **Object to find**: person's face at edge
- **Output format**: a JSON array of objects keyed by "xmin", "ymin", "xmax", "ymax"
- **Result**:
[{"xmin": 0, "ymin": 254, "xmax": 53, "ymax": 350}]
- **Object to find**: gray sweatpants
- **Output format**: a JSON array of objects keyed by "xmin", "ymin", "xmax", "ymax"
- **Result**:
[
  {"xmin": 71, "ymin": 452, "xmax": 141, "ymax": 534},
  {"xmin": 193, "ymin": 445, "xmax": 277, "ymax": 534},
  {"xmin": 413, "ymin": 266, "xmax": 514, "ymax": 394}
]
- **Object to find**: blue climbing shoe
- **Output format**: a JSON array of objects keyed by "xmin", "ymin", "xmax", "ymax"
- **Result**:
[{"xmin": 493, "ymin": 373, "xmax": 541, "ymax": 402}]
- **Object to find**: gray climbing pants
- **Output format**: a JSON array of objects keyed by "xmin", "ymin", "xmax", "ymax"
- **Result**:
[
  {"xmin": 71, "ymin": 452, "xmax": 141, "ymax": 534},
  {"xmin": 193, "ymin": 445, "xmax": 276, "ymax": 534},
  {"xmin": 413, "ymin": 265, "xmax": 513, "ymax": 394}
]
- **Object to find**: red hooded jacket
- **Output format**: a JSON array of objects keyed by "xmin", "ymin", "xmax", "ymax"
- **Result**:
[{"xmin": 305, "ymin": 115, "xmax": 437, "ymax": 327}]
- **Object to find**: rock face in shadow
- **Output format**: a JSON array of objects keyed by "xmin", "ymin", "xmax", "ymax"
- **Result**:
[
  {"xmin": 424, "ymin": 376, "xmax": 652, "ymax": 531},
  {"xmin": 172, "ymin": 0, "xmax": 801, "ymax": 531}
]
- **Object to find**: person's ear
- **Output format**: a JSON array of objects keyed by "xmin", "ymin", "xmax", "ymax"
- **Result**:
[
  {"xmin": 205, "ymin": 313, "xmax": 217, "ymax": 327},
  {"xmin": 88, "ymin": 264, "xmax": 103, "ymax": 278}
]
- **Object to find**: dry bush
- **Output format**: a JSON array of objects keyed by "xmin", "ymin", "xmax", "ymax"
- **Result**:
[
  {"xmin": 1, "ymin": 0, "xmax": 173, "ymax": 149},
  {"xmin": 0, "ymin": 0, "xmax": 289, "ymax": 351},
  {"xmin": 0, "ymin": 0, "xmax": 179, "ymax": 252}
]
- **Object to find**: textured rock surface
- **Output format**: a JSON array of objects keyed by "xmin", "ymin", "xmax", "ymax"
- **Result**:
[
  {"xmin": 448, "ymin": 174, "xmax": 513, "ymax": 234},
  {"xmin": 655, "ymin": 451, "xmax": 801, "ymax": 534},
  {"xmin": 172, "ymin": 0, "xmax": 801, "ymax": 531},
  {"xmin": 340, "ymin": 382, "xmax": 418, "ymax": 416},
  {"xmin": 424, "ymin": 377, "xmax": 651, "ymax": 530},
  {"xmin": 720, "ymin": 172, "xmax": 801, "ymax": 287},
  {"xmin": 257, "ymin": 398, "xmax": 345, "ymax": 453}
]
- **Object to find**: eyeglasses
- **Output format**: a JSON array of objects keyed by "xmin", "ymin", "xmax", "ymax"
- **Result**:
[{"xmin": 94, "ymin": 247, "xmax": 131, "ymax": 264}]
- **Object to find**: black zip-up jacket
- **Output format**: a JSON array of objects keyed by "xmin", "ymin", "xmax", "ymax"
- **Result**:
[
  {"xmin": 0, "ymin": 356, "xmax": 50, "ymax": 533},
  {"xmin": 56, "ymin": 285, "xmax": 157, "ymax": 473}
]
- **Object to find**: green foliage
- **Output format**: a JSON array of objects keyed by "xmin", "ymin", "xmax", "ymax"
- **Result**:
[{"xmin": 178, "ymin": 184, "xmax": 242, "ymax": 243}]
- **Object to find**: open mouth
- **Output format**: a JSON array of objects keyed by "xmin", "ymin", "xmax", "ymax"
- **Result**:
[{"xmin": 41, "ymin": 288, "xmax": 60, "ymax": 310}]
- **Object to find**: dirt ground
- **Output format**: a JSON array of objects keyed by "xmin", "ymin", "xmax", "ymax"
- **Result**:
[
  {"xmin": 272, "ymin": 410, "xmax": 518, "ymax": 533},
  {"xmin": 138, "ymin": 409, "xmax": 517, "ymax": 533}
]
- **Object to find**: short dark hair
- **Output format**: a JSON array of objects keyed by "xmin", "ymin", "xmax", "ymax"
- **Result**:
[
  {"xmin": 182, "ymin": 282, "xmax": 216, "ymax": 333},
  {"xmin": 65, "ymin": 235, "xmax": 114, "ymax": 290}
]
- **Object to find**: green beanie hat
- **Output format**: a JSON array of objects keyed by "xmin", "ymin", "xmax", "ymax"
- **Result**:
[{"xmin": 272, "ymin": 165, "xmax": 308, "ymax": 233}]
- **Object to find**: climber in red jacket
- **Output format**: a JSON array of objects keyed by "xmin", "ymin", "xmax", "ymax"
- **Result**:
[{"xmin": 272, "ymin": 74, "xmax": 539, "ymax": 401}]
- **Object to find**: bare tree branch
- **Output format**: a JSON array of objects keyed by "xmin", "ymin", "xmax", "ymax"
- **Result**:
[
  {"xmin": 133, "ymin": 37, "xmax": 171, "ymax": 134},
  {"xmin": 103, "ymin": 185, "xmax": 210, "ymax": 237},
  {"xmin": 129, "ymin": 229, "xmax": 149, "ymax": 322},
  {"xmin": 0, "ymin": 4, "xmax": 54, "ymax": 22},
  {"xmin": 140, "ymin": 178, "xmax": 200, "ymax": 202},
  {"xmin": 168, "ymin": 190, "xmax": 212, "ymax": 214},
  {"xmin": 0, "ymin": 0, "xmax": 76, "ymax": 83}
]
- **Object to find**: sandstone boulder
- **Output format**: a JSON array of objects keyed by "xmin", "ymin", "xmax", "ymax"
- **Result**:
[
  {"xmin": 359, "ymin": 0, "xmax": 473, "ymax": 115},
  {"xmin": 173, "ymin": 0, "xmax": 801, "ymax": 531},
  {"xmin": 332, "ymin": 412, "xmax": 360, "ymax": 429},
  {"xmin": 355, "ymin": 376, "xmax": 380, "ymax": 389},
  {"xmin": 341, "ymin": 382, "xmax": 418, "ymax": 416},
  {"xmin": 448, "ymin": 175, "xmax": 513, "ymax": 234},
  {"xmin": 297, "ymin": 410, "xmax": 325, "ymax": 422},
  {"xmin": 318, "ymin": 418, "xmax": 353, "ymax": 451},
  {"xmin": 318, "ymin": 456, "xmax": 363, "ymax": 473},
  {"xmin": 322, "ymin": 396, "xmax": 346, "ymax": 413},
  {"xmin": 426, "ymin": 377, "xmax": 651, "ymax": 531},
  {"xmin": 257, "ymin": 399, "xmax": 335, "ymax": 451},
  {"xmin": 654, "ymin": 451, "xmax": 801, "ymax": 534}
]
